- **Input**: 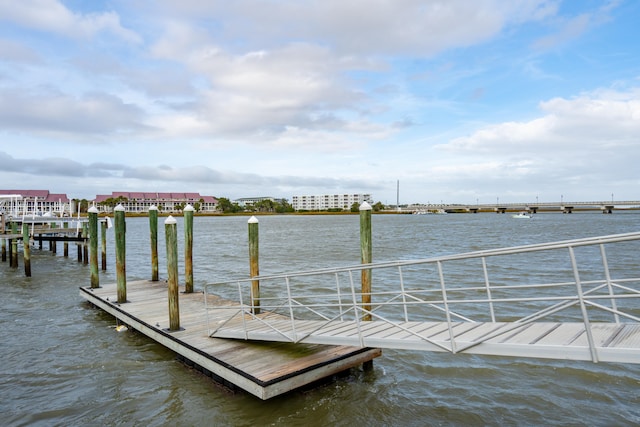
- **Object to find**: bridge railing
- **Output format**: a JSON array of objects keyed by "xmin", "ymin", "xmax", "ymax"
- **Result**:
[{"xmin": 204, "ymin": 231, "xmax": 640, "ymax": 351}]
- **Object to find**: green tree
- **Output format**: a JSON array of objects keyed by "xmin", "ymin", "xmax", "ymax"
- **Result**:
[
  {"xmin": 275, "ymin": 199, "xmax": 294, "ymax": 213},
  {"xmin": 217, "ymin": 197, "xmax": 242, "ymax": 213}
]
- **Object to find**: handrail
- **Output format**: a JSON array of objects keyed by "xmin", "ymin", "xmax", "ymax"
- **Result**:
[{"xmin": 204, "ymin": 232, "xmax": 640, "ymax": 361}]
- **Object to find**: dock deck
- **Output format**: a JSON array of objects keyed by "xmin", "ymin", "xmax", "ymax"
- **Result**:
[{"xmin": 79, "ymin": 280, "xmax": 381, "ymax": 400}]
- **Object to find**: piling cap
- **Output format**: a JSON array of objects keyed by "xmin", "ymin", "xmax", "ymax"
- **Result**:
[
  {"xmin": 248, "ymin": 216, "xmax": 259, "ymax": 223},
  {"xmin": 114, "ymin": 204, "xmax": 125, "ymax": 211},
  {"xmin": 148, "ymin": 205, "xmax": 158, "ymax": 211},
  {"xmin": 359, "ymin": 201, "xmax": 372, "ymax": 211},
  {"xmin": 183, "ymin": 204, "xmax": 195, "ymax": 212},
  {"xmin": 88, "ymin": 206, "xmax": 99, "ymax": 214},
  {"xmin": 165, "ymin": 215, "xmax": 177, "ymax": 225}
]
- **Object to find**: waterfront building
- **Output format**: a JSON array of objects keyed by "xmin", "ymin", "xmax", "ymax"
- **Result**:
[
  {"xmin": 234, "ymin": 197, "xmax": 278, "ymax": 207},
  {"xmin": 291, "ymin": 193, "xmax": 372, "ymax": 211},
  {"xmin": 93, "ymin": 192, "xmax": 218, "ymax": 213},
  {"xmin": 0, "ymin": 189, "xmax": 73, "ymax": 216}
]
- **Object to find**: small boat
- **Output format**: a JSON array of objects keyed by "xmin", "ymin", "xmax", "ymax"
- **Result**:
[{"xmin": 512, "ymin": 212, "xmax": 532, "ymax": 219}]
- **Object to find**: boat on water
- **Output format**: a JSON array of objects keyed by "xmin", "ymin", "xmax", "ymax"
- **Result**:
[{"xmin": 512, "ymin": 212, "xmax": 532, "ymax": 219}]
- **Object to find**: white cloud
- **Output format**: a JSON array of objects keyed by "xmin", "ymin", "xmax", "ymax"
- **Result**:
[
  {"xmin": 0, "ymin": 0, "xmax": 141, "ymax": 43},
  {"xmin": 153, "ymin": 0, "xmax": 558, "ymax": 56},
  {"xmin": 440, "ymin": 87, "xmax": 640, "ymax": 186}
]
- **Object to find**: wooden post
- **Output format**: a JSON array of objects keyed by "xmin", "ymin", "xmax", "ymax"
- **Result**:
[
  {"xmin": 22, "ymin": 223, "xmax": 31, "ymax": 277},
  {"xmin": 359, "ymin": 201, "xmax": 373, "ymax": 370},
  {"xmin": 248, "ymin": 216, "xmax": 260, "ymax": 314},
  {"xmin": 2, "ymin": 238, "xmax": 6, "ymax": 262},
  {"xmin": 82, "ymin": 222, "xmax": 89, "ymax": 265},
  {"xmin": 50, "ymin": 222, "xmax": 56, "ymax": 253},
  {"xmin": 360, "ymin": 201, "xmax": 372, "ymax": 320},
  {"xmin": 149, "ymin": 205, "xmax": 159, "ymax": 281},
  {"xmin": 76, "ymin": 229, "xmax": 82, "ymax": 262},
  {"xmin": 183, "ymin": 204, "xmax": 194, "ymax": 293},
  {"xmin": 100, "ymin": 219, "xmax": 107, "ymax": 270},
  {"xmin": 165, "ymin": 215, "xmax": 180, "ymax": 331},
  {"xmin": 11, "ymin": 238, "xmax": 17, "ymax": 268},
  {"xmin": 88, "ymin": 206, "xmax": 99, "ymax": 288},
  {"xmin": 63, "ymin": 221, "xmax": 69, "ymax": 257},
  {"xmin": 114, "ymin": 204, "xmax": 127, "ymax": 303}
]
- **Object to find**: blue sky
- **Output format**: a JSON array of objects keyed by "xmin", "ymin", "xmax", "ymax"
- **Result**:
[{"xmin": 1, "ymin": 0, "xmax": 638, "ymax": 205}]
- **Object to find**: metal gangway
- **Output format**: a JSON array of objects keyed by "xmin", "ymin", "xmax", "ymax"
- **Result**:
[{"xmin": 205, "ymin": 232, "xmax": 640, "ymax": 364}]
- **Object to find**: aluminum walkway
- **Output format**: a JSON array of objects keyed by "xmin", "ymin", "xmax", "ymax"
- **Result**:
[{"xmin": 206, "ymin": 232, "xmax": 640, "ymax": 364}]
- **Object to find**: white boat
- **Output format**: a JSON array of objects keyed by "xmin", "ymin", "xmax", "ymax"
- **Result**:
[{"xmin": 512, "ymin": 212, "xmax": 532, "ymax": 219}]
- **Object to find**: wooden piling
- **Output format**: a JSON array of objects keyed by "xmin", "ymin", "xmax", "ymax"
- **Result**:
[
  {"xmin": 114, "ymin": 204, "xmax": 127, "ymax": 303},
  {"xmin": 11, "ymin": 238, "xmax": 18, "ymax": 268},
  {"xmin": 88, "ymin": 206, "xmax": 99, "ymax": 288},
  {"xmin": 82, "ymin": 222, "xmax": 89, "ymax": 265},
  {"xmin": 360, "ymin": 201, "xmax": 372, "ymax": 320},
  {"xmin": 76, "ymin": 229, "xmax": 82, "ymax": 262},
  {"xmin": 248, "ymin": 216, "xmax": 260, "ymax": 314},
  {"xmin": 165, "ymin": 215, "xmax": 180, "ymax": 331},
  {"xmin": 63, "ymin": 221, "xmax": 69, "ymax": 257},
  {"xmin": 2, "ymin": 238, "xmax": 6, "ymax": 262},
  {"xmin": 22, "ymin": 223, "xmax": 31, "ymax": 277},
  {"xmin": 149, "ymin": 205, "xmax": 159, "ymax": 281},
  {"xmin": 359, "ymin": 201, "xmax": 373, "ymax": 370},
  {"xmin": 50, "ymin": 222, "xmax": 57, "ymax": 253},
  {"xmin": 101, "ymin": 219, "xmax": 107, "ymax": 270},
  {"xmin": 184, "ymin": 204, "xmax": 194, "ymax": 293}
]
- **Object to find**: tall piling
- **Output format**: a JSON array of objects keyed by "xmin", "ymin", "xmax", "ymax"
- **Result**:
[
  {"xmin": 184, "ymin": 204, "xmax": 194, "ymax": 293},
  {"xmin": 101, "ymin": 219, "xmax": 107, "ymax": 270},
  {"xmin": 165, "ymin": 215, "xmax": 180, "ymax": 331},
  {"xmin": 2, "ymin": 238, "xmax": 6, "ymax": 262},
  {"xmin": 88, "ymin": 206, "xmax": 99, "ymax": 288},
  {"xmin": 22, "ymin": 223, "xmax": 31, "ymax": 277},
  {"xmin": 149, "ymin": 205, "xmax": 159, "ymax": 281},
  {"xmin": 360, "ymin": 201, "xmax": 373, "ymax": 370},
  {"xmin": 248, "ymin": 216, "xmax": 260, "ymax": 314},
  {"xmin": 114, "ymin": 204, "xmax": 127, "ymax": 303},
  {"xmin": 82, "ymin": 222, "xmax": 89, "ymax": 265},
  {"xmin": 360, "ymin": 201, "xmax": 372, "ymax": 321}
]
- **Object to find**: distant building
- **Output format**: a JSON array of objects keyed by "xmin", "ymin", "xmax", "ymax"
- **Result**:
[
  {"xmin": 93, "ymin": 192, "xmax": 218, "ymax": 213},
  {"xmin": 0, "ymin": 189, "xmax": 73, "ymax": 216},
  {"xmin": 234, "ymin": 196, "xmax": 277, "ymax": 207},
  {"xmin": 291, "ymin": 193, "xmax": 372, "ymax": 211}
]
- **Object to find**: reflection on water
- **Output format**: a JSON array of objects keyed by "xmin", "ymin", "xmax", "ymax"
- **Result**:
[{"xmin": 1, "ymin": 212, "xmax": 639, "ymax": 426}]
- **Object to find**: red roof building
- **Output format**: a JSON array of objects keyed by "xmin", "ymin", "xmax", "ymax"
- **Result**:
[{"xmin": 93, "ymin": 191, "xmax": 218, "ymax": 213}]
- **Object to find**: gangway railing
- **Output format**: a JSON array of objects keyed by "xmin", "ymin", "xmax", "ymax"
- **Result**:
[{"xmin": 204, "ymin": 232, "xmax": 640, "ymax": 363}]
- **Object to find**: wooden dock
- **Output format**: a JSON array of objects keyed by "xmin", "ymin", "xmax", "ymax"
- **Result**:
[{"xmin": 79, "ymin": 280, "xmax": 381, "ymax": 400}]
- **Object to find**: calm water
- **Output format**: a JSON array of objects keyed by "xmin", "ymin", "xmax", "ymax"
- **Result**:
[{"xmin": 1, "ymin": 212, "xmax": 639, "ymax": 426}]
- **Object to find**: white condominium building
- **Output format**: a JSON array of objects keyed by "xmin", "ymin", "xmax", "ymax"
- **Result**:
[{"xmin": 291, "ymin": 193, "xmax": 372, "ymax": 211}]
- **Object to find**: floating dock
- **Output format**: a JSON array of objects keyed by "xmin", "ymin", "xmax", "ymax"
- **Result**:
[{"xmin": 79, "ymin": 280, "xmax": 381, "ymax": 400}]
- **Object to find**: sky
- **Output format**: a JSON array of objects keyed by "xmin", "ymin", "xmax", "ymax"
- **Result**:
[{"xmin": 0, "ymin": 0, "xmax": 639, "ymax": 205}]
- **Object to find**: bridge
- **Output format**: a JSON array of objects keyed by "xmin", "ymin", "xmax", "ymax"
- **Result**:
[
  {"xmin": 402, "ymin": 200, "xmax": 640, "ymax": 214},
  {"xmin": 207, "ymin": 231, "xmax": 640, "ymax": 364}
]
